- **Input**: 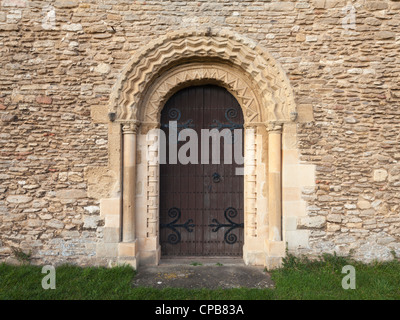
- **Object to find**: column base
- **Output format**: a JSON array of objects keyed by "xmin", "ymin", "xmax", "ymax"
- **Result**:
[
  {"xmin": 243, "ymin": 239, "xmax": 266, "ymax": 266},
  {"xmin": 139, "ymin": 246, "xmax": 161, "ymax": 266},
  {"xmin": 264, "ymin": 240, "xmax": 285, "ymax": 270},
  {"xmin": 118, "ymin": 241, "xmax": 139, "ymax": 270}
]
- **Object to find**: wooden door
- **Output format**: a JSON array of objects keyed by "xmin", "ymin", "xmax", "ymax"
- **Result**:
[{"xmin": 160, "ymin": 85, "xmax": 244, "ymax": 257}]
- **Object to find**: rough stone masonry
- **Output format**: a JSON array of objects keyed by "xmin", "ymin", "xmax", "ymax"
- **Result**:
[{"xmin": 0, "ymin": 0, "xmax": 399, "ymax": 266}]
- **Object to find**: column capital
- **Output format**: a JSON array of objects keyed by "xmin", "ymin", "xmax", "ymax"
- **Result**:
[
  {"xmin": 266, "ymin": 121, "xmax": 283, "ymax": 133},
  {"xmin": 122, "ymin": 121, "xmax": 141, "ymax": 134}
]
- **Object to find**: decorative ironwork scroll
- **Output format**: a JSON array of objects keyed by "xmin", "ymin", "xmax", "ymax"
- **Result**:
[
  {"xmin": 210, "ymin": 108, "xmax": 243, "ymax": 132},
  {"xmin": 161, "ymin": 108, "xmax": 194, "ymax": 129},
  {"xmin": 160, "ymin": 207, "xmax": 195, "ymax": 244},
  {"xmin": 209, "ymin": 207, "xmax": 244, "ymax": 245},
  {"xmin": 210, "ymin": 108, "xmax": 244, "ymax": 144}
]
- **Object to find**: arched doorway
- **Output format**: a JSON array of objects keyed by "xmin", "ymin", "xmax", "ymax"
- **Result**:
[
  {"xmin": 104, "ymin": 29, "xmax": 302, "ymax": 269},
  {"xmin": 159, "ymin": 85, "xmax": 244, "ymax": 257}
]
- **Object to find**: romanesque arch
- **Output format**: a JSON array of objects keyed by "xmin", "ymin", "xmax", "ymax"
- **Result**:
[{"xmin": 110, "ymin": 28, "xmax": 296, "ymax": 126}]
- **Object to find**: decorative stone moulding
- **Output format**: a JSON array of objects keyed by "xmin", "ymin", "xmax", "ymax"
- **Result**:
[
  {"xmin": 109, "ymin": 28, "xmax": 297, "ymax": 127},
  {"xmin": 141, "ymin": 63, "xmax": 262, "ymax": 132}
]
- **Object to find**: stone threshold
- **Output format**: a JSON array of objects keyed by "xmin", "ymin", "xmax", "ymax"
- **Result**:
[{"xmin": 159, "ymin": 256, "xmax": 246, "ymax": 266}]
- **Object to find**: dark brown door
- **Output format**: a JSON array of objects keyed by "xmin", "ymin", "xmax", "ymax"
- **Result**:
[{"xmin": 160, "ymin": 85, "xmax": 244, "ymax": 257}]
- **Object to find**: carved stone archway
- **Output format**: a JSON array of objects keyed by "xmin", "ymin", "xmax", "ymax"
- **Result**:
[
  {"xmin": 110, "ymin": 28, "xmax": 296, "ymax": 124},
  {"xmin": 107, "ymin": 29, "xmax": 297, "ymax": 269}
]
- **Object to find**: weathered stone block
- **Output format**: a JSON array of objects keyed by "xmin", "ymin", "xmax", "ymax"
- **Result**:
[
  {"xmin": 54, "ymin": 1, "xmax": 79, "ymax": 9},
  {"xmin": 265, "ymin": 2, "xmax": 295, "ymax": 11},
  {"xmin": 376, "ymin": 31, "xmax": 396, "ymax": 40},
  {"xmin": 94, "ymin": 63, "xmax": 111, "ymax": 74},
  {"xmin": 61, "ymin": 113, "xmax": 75, "ymax": 121},
  {"xmin": 313, "ymin": 0, "xmax": 325, "ymax": 9},
  {"xmin": 364, "ymin": 17, "xmax": 382, "ymax": 26},
  {"xmin": 365, "ymin": 2, "xmax": 388, "ymax": 10},
  {"xmin": 36, "ymin": 96, "xmax": 52, "ymax": 104},
  {"xmin": 118, "ymin": 241, "xmax": 138, "ymax": 257},
  {"xmin": 84, "ymin": 206, "xmax": 100, "ymax": 214},
  {"xmin": 296, "ymin": 33, "xmax": 306, "ymax": 42},
  {"xmin": 325, "ymin": 0, "xmax": 346, "ymax": 8},
  {"xmin": 97, "ymin": 243, "xmax": 118, "ymax": 258},
  {"xmin": 327, "ymin": 214, "xmax": 342, "ymax": 223},
  {"xmin": 373, "ymin": 169, "xmax": 388, "ymax": 182},
  {"xmin": 327, "ymin": 223, "xmax": 341, "ymax": 232},
  {"xmin": 85, "ymin": 25, "xmax": 107, "ymax": 34},
  {"xmin": 56, "ymin": 189, "xmax": 87, "ymax": 199},
  {"xmin": 298, "ymin": 216, "xmax": 326, "ymax": 229},
  {"xmin": 61, "ymin": 23, "xmax": 83, "ymax": 32},
  {"xmin": 1, "ymin": 114, "xmax": 17, "ymax": 122},
  {"xmin": 318, "ymin": 195, "xmax": 333, "ymax": 202},
  {"xmin": 306, "ymin": 35, "xmax": 318, "ymax": 42},
  {"xmin": 357, "ymin": 200, "xmax": 371, "ymax": 210},
  {"xmin": 1, "ymin": 0, "xmax": 27, "ymax": 7},
  {"xmin": 6, "ymin": 195, "xmax": 32, "ymax": 204},
  {"xmin": 103, "ymin": 227, "xmax": 120, "ymax": 243},
  {"xmin": 47, "ymin": 220, "xmax": 65, "ymax": 229},
  {"xmin": 286, "ymin": 230, "xmax": 310, "ymax": 249},
  {"xmin": 83, "ymin": 215, "xmax": 101, "ymax": 229}
]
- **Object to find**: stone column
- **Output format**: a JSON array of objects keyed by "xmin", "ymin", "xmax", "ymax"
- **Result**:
[
  {"xmin": 268, "ymin": 122, "xmax": 282, "ymax": 241},
  {"xmin": 119, "ymin": 121, "xmax": 140, "ymax": 268},
  {"xmin": 265, "ymin": 122, "xmax": 285, "ymax": 269},
  {"xmin": 122, "ymin": 121, "xmax": 140, "ymax": 242}
]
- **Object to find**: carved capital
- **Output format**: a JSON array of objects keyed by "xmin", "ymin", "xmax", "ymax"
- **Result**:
[
  {"xmin": 122, "ymin": 121, "xmax": 141, "ymax": 134},
  {"xmin": 267, "ymin": 122, "xmax": 283, "ymax": 133}
]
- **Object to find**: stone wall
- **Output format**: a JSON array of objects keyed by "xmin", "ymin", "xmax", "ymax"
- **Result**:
[{"xmin": 0, "ymin": 0, "xmax": 399, "ymax": 265}]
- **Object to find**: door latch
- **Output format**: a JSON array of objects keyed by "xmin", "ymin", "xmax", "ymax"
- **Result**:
[{"xmin": 212, "ymin": 172, "xmax": 221, "ymax": 183}]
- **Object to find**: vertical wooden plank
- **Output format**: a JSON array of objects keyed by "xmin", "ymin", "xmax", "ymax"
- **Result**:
[
  {"xmin": 196, "ymin": 85, "xmax": 204, "ymax": 256},
  {"xmin": 203, "ymin": 85, "xmax": 212, "ymax": 255}
]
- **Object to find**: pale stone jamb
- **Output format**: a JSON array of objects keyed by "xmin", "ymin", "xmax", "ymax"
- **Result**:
[{"xmin": 242, "ymin": 124, "xmax": 261, "ymax": 265}]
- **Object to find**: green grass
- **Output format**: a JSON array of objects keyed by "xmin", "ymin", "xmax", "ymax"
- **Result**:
[
  {"xmin": 271, "ymin": 253, "xmax": 400, "ymax": 300},
  {"xmin": 1, "ymin": 254, "xmax": 399, "ymax": 300}
]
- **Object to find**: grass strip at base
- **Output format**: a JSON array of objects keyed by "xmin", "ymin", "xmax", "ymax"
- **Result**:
[{"xmin": 0, "ymin": 254, "xmax": 399, "ymax": 300}]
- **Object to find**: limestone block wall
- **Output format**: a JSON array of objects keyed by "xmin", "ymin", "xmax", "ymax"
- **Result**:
[{"xmin": 0, "ymin": 0, "xmax": 399, "ymax": 266}]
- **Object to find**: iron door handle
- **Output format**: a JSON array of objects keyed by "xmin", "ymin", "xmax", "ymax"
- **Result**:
[{"xmin": 212, "ymin": 172, "xmax": 221, "ymax": 183}]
